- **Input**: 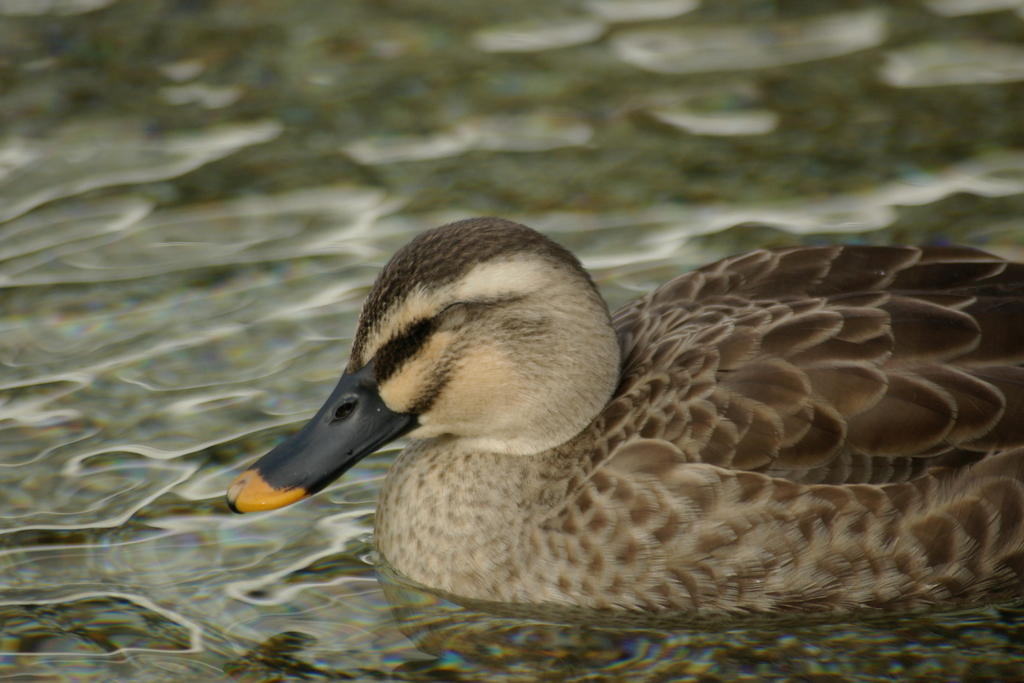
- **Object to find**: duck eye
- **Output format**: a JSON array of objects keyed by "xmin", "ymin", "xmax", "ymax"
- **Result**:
[{"xmin": 333, "ymin": 399, "xmax": 356, "ymax": 421}]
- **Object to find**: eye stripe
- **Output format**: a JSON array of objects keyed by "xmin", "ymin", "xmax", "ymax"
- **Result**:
[
  {"xmin": 373, "ymin": 293, "xmax": 529, "ymax": 384},
  {"xmin": 373, "ymin": 317, "xmax": 437, "ymax": 383}
]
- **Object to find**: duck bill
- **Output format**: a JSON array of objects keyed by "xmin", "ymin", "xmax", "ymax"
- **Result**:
[{"xmin": 226, "ymin": 362, "xmax": 417, "ymax": 513}]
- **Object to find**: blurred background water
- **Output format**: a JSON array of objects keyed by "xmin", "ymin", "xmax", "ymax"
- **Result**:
[{"xmin": 2, "ymin": 0, "xmax": 1024, "ymax": 681}]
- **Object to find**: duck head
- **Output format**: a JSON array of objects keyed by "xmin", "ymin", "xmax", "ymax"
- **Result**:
[{"xmin": 227, "ymin": 217, "xmax": 621, "ymax": 513}]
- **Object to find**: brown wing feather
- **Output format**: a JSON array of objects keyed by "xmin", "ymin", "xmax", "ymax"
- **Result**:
[
  {"xmin": 536, "ymin": 244, "xmax": 1024, "ymax": 610},
  {"xmin": 606, "ymin": 245, "xmax": 1024, "ymax": 486}
]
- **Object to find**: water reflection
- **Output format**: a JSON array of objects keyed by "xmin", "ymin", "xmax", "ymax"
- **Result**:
[
  {"xmin": 612, "ymin": 10, "xmax": 887, "ymax": 74},
  {"xmin": 924, "ymin": 0, "xmax": 1024, "ymax": 18},
  {"xmin": 881, "ymin": 41, "xmax": 1024, "ymax": 87},
  {"xmin": 219, "ymin": 565, "xmax": 1024, "ymax": 682},
  {"xmin": 472, "ymin": 19, "xmax": 608, "ymax": 53},
  {"xmin": 585, "ymin": 0, "xmax": 699, "ymax": 23},
  {"xmin": 635, "ymin": 82, "xmax": 779, "ymax": 137},
  {"xmin": 343, "ymin": 111, "xmax": 594, "ymax": 165},
  {"xmin": 0, "ymin": 121, "xmax": 281, "ymax": 224},
  {"xmin": 0, "ymin": 0, "xmax": 119, "ymax": 16}
]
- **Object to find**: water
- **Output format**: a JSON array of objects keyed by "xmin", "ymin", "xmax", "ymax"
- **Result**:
[{"xmin": 2, "ymin": 0, "xmax": 1024, "ymax": 680}]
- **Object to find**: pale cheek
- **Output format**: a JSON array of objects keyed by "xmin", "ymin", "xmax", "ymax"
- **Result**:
[
  {"xmin": 425, "ymin": 347, "xmax": 526, "ymax": 431},
  {"xmin": 379, "ymin": 360, "xmax": 430, "ymax": 414}
]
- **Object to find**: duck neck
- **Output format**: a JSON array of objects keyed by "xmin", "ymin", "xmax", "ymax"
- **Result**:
[{"xmin": 374, "ymin": 433, "xmax": 591, "ymax": 600}]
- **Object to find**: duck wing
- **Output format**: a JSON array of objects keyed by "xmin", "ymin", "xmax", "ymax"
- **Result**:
[
  {"xmin": 604, "ymin": 245, "xmax": 1024, "ymax": 485},
  {"xmin": 532, "ymin": 246, "xmax": 1024, "ymax": 610}
]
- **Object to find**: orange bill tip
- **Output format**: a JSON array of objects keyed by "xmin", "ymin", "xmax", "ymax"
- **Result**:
[{"xmin": 227, "ymin": 470, "xmax": 309, "ymax": 513}]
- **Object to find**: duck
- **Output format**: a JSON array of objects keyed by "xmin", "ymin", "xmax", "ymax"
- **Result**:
[{"xmin": 227, "ymin": 217, "xmax": 1024, "ymax": 612}]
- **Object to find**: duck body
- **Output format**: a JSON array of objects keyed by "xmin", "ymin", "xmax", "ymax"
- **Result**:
[{"xmin": 229, "ymin": 218, "xmax": 1024, "ymax": 612}]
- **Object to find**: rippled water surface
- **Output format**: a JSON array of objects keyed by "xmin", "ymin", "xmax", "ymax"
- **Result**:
[{"xmin": 3, "ymin": 1, "xmax": 1024, "ymax": 681}]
